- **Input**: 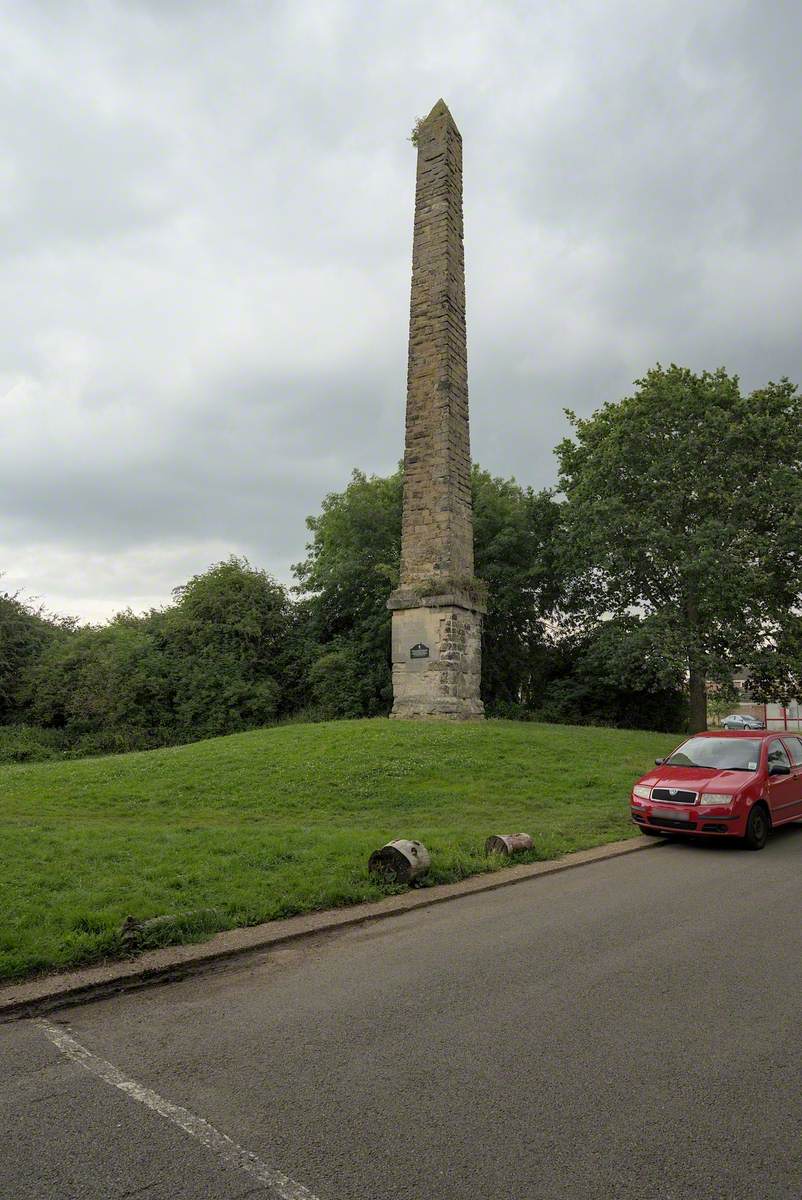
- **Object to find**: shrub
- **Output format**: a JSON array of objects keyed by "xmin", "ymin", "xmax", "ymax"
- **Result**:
[{"xmin": 0, "ymin": 724, "xmax": 67, "ymax": 764}]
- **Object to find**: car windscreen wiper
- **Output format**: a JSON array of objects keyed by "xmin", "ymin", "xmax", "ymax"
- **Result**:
[{"xmin": 667, "ymin": 761, "xmax": 753, "ymax": 771}]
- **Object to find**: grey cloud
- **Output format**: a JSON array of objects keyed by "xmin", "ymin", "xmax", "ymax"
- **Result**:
[
  {"xmin": 3, "ymin": 363, "xmax": 402, "ymax": 555},
  {"xmin": 2, "ymin": 0, "xmax": 802, "ymax": 621}
]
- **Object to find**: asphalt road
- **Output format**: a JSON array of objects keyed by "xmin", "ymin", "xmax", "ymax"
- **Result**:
[{"xmin": 3, "ymin": 827, "xmax": 802, "ymax": 1200}]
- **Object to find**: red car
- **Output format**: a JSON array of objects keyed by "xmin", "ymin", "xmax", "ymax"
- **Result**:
[{"xmin": 631, "ymin": 730, "xmax": 802, "ymax": 850}]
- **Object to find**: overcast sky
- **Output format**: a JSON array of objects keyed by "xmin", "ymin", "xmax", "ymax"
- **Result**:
[{"xmin": 3, "ymin": 0, "xmax": 801, "ymax": 623}]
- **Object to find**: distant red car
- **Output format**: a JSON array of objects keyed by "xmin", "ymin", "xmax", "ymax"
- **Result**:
[{"xmin": 631, "ymin": 730, "xmax": 802, "ymax": 850}]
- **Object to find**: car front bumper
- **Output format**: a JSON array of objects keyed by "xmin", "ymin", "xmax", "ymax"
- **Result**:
[{"xmin": 631, "ymin": 803, "xmax": 746, "ymax": 836}]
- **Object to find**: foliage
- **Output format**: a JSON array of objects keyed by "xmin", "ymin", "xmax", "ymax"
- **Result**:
[
  {"xmin": 472, "ymin": 468, "xmax": 564, "ymax": 709},
  {"xmin": 25, "ymin": 614, "xmax": 172, "ymax": 752},
  {"xmin": 556, "ymin": 366, "xmax": 802, "ymax": 729},
  {"xmin": 742, "ymin": 618, "xmax": 802, "ymax": 704},
  {"xmin": 0, "ymin": 724, "xmax": 69, "ymax": 764},
  {"xmin": 410, "ymin": 575, "xmax": 490, "ymax": 606},
  {"xmin": 308, "ymin": 646, "xmax": 385, "ymax": 719},
  {"xmin": 0, "ymin": 717, "xmax": 679, "ymax": 980},
  {"xmin": 0, "ymin": 587, "xmax": 72, "ymax": 724},
  {"xmin": 17, "ymin": 558, "xmax": 298, "ymax": 754},
  {"xmin": 532, "ymin": 617, "xmax": 688, "ymax": 732},
  {"xmin": 163, "ymin": 557, "xmax": 293, "ymax": 738},
  {"xmin": 294, "ymin": 467, "xmax": 402, "ymax": 715},
  {"xmin": 706, "ymin": 685, "xmax": 740, "ymax": 726}
]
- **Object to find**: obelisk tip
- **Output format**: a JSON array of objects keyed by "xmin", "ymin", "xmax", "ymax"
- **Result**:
[{"xmin": 423, "ymin": 98, "xmax": 459, "ymax": 131}]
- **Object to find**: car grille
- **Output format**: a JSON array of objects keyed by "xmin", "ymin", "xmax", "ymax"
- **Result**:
[{"xmin": 651, "ymin": 787, "xmax": 697, "ymax": 805}]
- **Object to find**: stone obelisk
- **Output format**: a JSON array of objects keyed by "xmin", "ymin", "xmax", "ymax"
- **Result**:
[{"xmin": 387, "ymin": 99, "xmax": 485, "ymax": 720}]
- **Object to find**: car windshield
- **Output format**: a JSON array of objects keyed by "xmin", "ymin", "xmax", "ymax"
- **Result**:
[{"xmin": 665, "ymin": 737, "xmax": 762, "ymax": 771}]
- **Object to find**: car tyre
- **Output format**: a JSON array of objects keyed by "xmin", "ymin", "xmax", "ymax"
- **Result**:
[{"xmin": 744, "ymin": 805, "xmax": 770, "ymax": 851}]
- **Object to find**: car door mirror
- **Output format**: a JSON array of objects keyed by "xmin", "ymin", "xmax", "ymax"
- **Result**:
[
  {"xmin": 769, "ymin": 764, "xmax": 791, "ymax": 776},
  {"xmin": 654, "ymin": 758, "xmax": 664, "ymax": 766}
]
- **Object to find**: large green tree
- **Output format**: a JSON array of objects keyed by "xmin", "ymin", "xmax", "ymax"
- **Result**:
[
  {"xmin": 294, "ymin": 469, "xmax": 402, "ymax": 717},
  {"xmin": 556, "ymin": 365, "xmax": 802, "ymax": 730},
  {"xmin": 473, "ymin": 469, "xmax": 564, "ymax": 707},
  {"xmin": 163, "ymin": 557, "xmax": 297, "ymax": 738}
]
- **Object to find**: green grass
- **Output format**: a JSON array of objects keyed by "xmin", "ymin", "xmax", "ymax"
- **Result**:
[{"xmin": 0, "ymin": 718, "xmax": 681, "ymax": 982}]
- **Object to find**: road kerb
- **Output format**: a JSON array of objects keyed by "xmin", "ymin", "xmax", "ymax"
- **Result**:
[{"xmin": 0, "ymin": 835, "xmax": 661, "ymax": 1021}]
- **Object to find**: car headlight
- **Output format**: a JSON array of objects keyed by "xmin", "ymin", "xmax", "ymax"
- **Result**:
[
  {"xmin": 632, "ymin": 785, "xmax": 652, "ymax": 800},
  {"xmin": 702, "ymin": 793, "xmax": 735, "ymax": 806}
]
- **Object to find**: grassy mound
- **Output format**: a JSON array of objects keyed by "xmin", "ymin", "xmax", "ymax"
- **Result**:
[{"xmin": 0, "ymin": 718, "xmax": 680, "ymax": 981}]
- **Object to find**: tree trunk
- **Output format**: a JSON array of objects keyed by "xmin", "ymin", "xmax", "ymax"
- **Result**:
[
  {"xmin": 685, "ymin": 592, "xmax": 708, "ymax": 732},
  {"xmin": 688, "ymin": 664, "xmax": 708, "ymax": 732}
]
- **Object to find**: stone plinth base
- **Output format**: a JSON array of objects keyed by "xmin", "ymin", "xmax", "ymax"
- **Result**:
[{"xmin": 387, "ymin": 590, "xmax": 485, "ymax": 721}]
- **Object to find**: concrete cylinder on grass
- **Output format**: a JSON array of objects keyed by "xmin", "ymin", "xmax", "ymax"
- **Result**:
[
  {"xmin": 368, "ymin": 839, "xmax": 431, "ymax": 884},
  {"xmin": 485, "ymin": 833, "xmax": 534, "ymax": 857}
]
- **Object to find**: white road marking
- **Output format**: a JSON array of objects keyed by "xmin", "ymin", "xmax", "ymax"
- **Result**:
[{"xmin": 36, "ymin": 1019, "xmax": 322, "ymax": 1200}]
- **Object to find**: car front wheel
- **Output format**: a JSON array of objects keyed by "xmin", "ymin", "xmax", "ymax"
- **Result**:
[{"xmin": 744, "ymin": 805, "xmax": 770, "ymax": 851}]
